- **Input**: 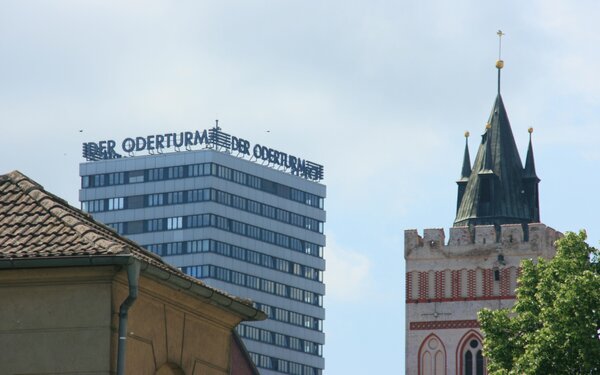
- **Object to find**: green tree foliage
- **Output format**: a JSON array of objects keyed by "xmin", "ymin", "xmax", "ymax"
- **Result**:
[{"xmin": 478, "ymin": 231, "xmax": 600, "ymax": 374}]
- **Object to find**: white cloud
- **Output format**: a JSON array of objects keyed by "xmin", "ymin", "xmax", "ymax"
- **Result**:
[{"xmin": 323, "ymin": 235, "xmax": 372, "ymax": 302}]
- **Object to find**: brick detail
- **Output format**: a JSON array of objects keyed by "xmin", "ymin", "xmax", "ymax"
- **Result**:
[
  {"xmin": 500, "ymin": 268, "xmax": 511, "ymax": 296},
  {"xmin": 451, "ymin": 270, "xmax": 461, "ymax": 298},
  {"xmin": 419, "ymin": 272, "xmax": 429, "ymax": 300},
  {"xmin": 435, "ymin": 271, "xmax": 444, "ymax": 299},
  {"xmin": 467, "ymin": 269, "xmax": 476, "ymax": 298},
  {"xmin": 483, "ymin": 268, "xmax": 493, "ymax": 297},
  {"xmin": 410, "ymin": 320, "xmax": 479, "ymax": 330},
  {"xmin": 406, "ymin": 267, "xmax": 522, "ymax": 303},
  {"xmin": 406, "ymin": 272, "xmax": 413, "ymax": 300},
  {"xmin": 406, "ymin": 295, "xmax": 515, "ymax": 303}
]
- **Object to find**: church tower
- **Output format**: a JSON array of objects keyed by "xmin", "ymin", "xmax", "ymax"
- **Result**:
[{"xmin": 404, "ymin": 35, "xmax": 560, "ymax": 375}]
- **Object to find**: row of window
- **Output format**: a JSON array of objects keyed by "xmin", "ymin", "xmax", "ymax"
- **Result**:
[
  {"xmin": 182, "ymin": 265, "xmax": 323, "ymax": 307},
  {"xmin": 254, "ymin": 302, "xmax": 322, "ymax": 331},
  {"xmin": 106, "ymin": 213, "xmax": 323, "ymax": 257},
  {"xmin": 248, "ymin": 352, "xmax": 321, "ymax": 375},
  {"xmin": 82, "ymin": 187, "xmax": 324, "ymax": 233},
  {"xmin": 144, "ymin": 239, "xmax": 323, "ymax": 283},
  {"xmin": 237, "ymin": 324, "xmax": 322, "ymax": 356},
  {"xmin": 81, "ymin": 162, "xmax": 324, "ymax": 209}
]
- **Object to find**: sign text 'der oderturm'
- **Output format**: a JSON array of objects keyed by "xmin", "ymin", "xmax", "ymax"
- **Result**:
[{"xmin": 82, "ymin": 126, "xmax": 324, "ymax": 181}]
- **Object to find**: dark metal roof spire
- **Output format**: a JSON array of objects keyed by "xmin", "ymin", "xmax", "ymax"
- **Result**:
[
  {"xmin": 454, "ymin": 32, "xmax": 540, "ymax": 228},
  {"xmin": 523, "ymin": 128, "xmax": 538, "ymax": 179},
  {"xmin": 461, "ymin": 132, "xmax": 471, "ymax": 179}
]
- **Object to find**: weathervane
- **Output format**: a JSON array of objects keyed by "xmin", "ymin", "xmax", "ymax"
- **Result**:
[{"xmin": 496, "ymin": 30, "xmax": 505, "ymax": 93}]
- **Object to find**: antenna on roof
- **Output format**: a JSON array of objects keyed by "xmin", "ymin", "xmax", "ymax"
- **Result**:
[
  {"xmin": 215, "ymin": 119, "xmax": 221, "ymax": 130},
  {"xmin": 496, "ymin": 30, "xmax": 505, "ymax": 94}
]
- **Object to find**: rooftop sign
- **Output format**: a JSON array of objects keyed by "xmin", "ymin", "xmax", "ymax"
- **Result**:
[{"xmin": 81, "ymin": 126, "xmax": 324, "ymax": 181}]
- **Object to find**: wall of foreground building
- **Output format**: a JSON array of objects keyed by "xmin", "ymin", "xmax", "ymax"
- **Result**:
[
  {"xmin": 0, "ymin": 265, "xmax": 254, "ymax": 375},
  {"xmin": 404, "ymin": 223, "xmax": 561, "ymax": 375}
]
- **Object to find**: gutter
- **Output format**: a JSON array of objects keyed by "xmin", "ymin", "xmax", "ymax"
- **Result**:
[
  {"xmin": 117, "ymin": 259, "xmax": 141, "ymax": 375},
  {"xmin": 0, "ymin": 255, "xmax": 266, "ymax": 322}
]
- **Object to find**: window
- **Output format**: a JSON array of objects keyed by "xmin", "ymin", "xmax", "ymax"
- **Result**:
[
  {"xmin": 232, "ymin": 170, "xmax": 246, "ymax": 184},
  {"xmin": 458, "ymin": 332, "xmax": 485, "ymax": 375},
  {"xmin": 128, "ymin": 170, "xmax": 144, "ymax": 183},
  {"xmin": 167, "ymin": 166, "xmax": 184, "ymax": 179},
  {"xmin": 277, "ymin": 209, "xmax": 290, "ymax": 222},
  {"xmin": 275, "ymin": 333, "xmax": 287, "ymax": 347},
  {"xmin": 148, "ymin": 193, "xmax": 164, "ymax": 206},
  {"xmin": 263, "ymin": 205, "xmax": 276, "ymax": 219},
  {"xmin": 275, "ymin": 259, "xmax": 289, "ymax": 273},
  {"xmin": 107, "ymin": 172, "xmax": 124, "ymax": 185},
  {"xmin": 217, "ymin": 165, "xmax": 231, "ymax": 180},
  {"xmin": 94, "ymin": 174, "xmax": 106, "ymax": 187},
  {"xmin": 82, "ymin": 199, "xmax": 104, "ymax": 213},
  {"xmin": 167, "ymin": 191, "xmax": 184, "ymax": 204},
  {"xmin": 165, "ymin": 242, "xmax": 183, "ymax": 255},
  {"xmin": 289, "ymin": 337, "xmax": 301, "ymax": 351},
  {"xmin": 147, "ymin": 219, "xmax": 163, "ymax": 232},
  {"xmin": 247, "ymin": 225, "xmax": 260, "ymax": 240},
  {"xmin": 247, "ymin": 275, "xmax": 260, "ymax": 289},
  {"xmin": 216, "ymin": 190, "xmax": 231, "ymax": 205},
  {"xmin": 247, "ymin": 200, "xmax": 261, "ymax": 215},
  {"xmin": 108, "ymin": 197, "xmax": 124, "ymax": 210},
  {"xmin": 147, "ymin": 168, "xmax": 164, "ymax": 181},
  {"xmin": 419, "ymin": 334, "xmax": 446, "ymax": 375},
  {"xmin": 275, "ymin": 283, "xmax": 287, "ymax": 297},
  {"xmin": 262, "ymin": 280, "xmax": 275, "ymax": 293},
  {"xmin": 167, "ymin": 217, "xmax": 183, "ymax": 230},
  {"xmin": 232, "ymin": 195, "xmax": 245, "ymax": 210}
]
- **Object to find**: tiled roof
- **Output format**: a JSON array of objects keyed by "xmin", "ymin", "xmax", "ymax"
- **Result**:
[{"xmin": 0, "ymin": 170, "xmax": 258, "ymax": 310}]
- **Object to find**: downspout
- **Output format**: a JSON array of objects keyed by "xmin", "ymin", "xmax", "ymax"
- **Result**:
[{"xmin": 116, "ymin": 259, "xmax": 141, "ymax": 375}]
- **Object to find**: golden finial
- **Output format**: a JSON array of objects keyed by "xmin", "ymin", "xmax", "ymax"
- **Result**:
[
  {"xmin": 485, "ymin": 122, "xmax": 492, "ymax": 130},
  {"xmin": 528, "ymin": 127, "xmax": 533, "ymax": 134},
  {"xmin": 496, "ymin": 30, "xmax": 505, "ymax": 70},
  {"xmin": 464, "ymin": 131, "xmax": 470, "ymax": 138}
]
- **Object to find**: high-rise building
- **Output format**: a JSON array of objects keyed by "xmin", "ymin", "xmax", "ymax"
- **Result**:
[
  {"xmin": 79, "ymin": 126, "xmax": 326, "ymax": 375},
  {"xmin": 404, "ymin": 57, "xmax": 560, "ymax": 374}
]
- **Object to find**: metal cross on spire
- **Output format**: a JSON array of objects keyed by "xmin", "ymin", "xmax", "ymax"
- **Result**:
[
  {"xmin": 497, "ymin": 30, "xmax": 505, "ymax": 60},
  {"xmin": 495, "ymin": 30, "xmax": 505, "ymax": 93}
]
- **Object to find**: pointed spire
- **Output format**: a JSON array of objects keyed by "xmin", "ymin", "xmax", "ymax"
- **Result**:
[
  {"xmin": 461, "ymin": 131, "xmax": 471, "ymax": 179},
  {"xmin": 523, "ymin": 127, "xmax": 538, "ymax": 179}
]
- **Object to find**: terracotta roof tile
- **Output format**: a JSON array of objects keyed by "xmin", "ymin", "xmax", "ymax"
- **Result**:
[{"xmin": 0, "ymin": 170, "xmax": 254, "ymax": 308}]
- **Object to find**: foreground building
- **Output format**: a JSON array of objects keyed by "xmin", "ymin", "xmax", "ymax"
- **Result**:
[
  {"xmin": 79, "ymin": 127, "xmax": 326, "ymax": 375},
  {"xmin": 405, "ymin": 59, "xmax": 560, "ymax": 374},
  {"xmin": 0, "ymin": 170, "xmax": 264, "ymax": 375}
]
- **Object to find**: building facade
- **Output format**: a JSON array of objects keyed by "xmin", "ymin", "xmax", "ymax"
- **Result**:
[
  {"xmin": 79, "ymin": 130, "xmax": 326, "ymax": 375},
  {"xmin": 405, "ymin": 61, "xmax": 560, "ymax": 374},
  {"xmin": 0, "ymin": 170, "xmax": 265, "ymax": 375}
]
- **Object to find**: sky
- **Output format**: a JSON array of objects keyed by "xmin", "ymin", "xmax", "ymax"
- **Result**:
[{"xmin": 2, "ymin": 1, "xmax": 600, "ymax": 373}]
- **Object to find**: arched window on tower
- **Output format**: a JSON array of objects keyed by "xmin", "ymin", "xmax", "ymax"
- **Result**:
[
  {"xmin": 457, "ymin": 331, "xmax": 486, "ymax": 375},
  {"xmin": 418, "ymin": 334, "xmax": 446, "ymax": 375}
]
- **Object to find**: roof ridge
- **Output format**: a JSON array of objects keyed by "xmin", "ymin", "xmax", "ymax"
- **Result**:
[{"xmin": 6, "ymin": 171, "xmax": 129, "ymax": 255}]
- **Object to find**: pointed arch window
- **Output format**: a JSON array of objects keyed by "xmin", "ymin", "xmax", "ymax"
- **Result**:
[
  {"xmin": 457, "ymin": 331, "xmax": 486, "ymax": 375},
  {"xmin": 419, "ymin": 334, "xmax": 446, "ymax": 375}
]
